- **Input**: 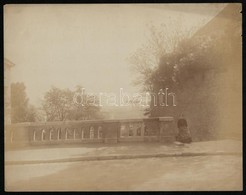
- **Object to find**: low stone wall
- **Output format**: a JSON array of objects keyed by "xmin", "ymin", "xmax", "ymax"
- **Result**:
[{"xmin": 5, "ymin": 117, "xmax": 175, "ymax": 148}]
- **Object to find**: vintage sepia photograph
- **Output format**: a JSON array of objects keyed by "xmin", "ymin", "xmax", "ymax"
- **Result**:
[{"xmin": 4, "ymin": 3, "xmax": 242, "ymax": 191}]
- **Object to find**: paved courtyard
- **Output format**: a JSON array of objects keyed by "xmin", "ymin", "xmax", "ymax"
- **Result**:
[
  {"xmin": 5, "ymin": 139, "xmax": 242, "ymax": 191},
  {"xmin": 5, "ymin": 139, "xmax": 242, "ymax": 163},
  {"xmin": 5, "ymin": 155, "xmax": 242, "ymax": 191}
]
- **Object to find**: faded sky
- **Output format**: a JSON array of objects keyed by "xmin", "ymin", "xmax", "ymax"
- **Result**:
[{"xmin": 4, "ymin": 4, "xmax": 227, "ymax": 106}]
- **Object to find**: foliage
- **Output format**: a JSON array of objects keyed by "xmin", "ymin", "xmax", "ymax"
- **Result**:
[
  {"xmin": 42, "ymin": 87, "xmax": 73, "ymax": 121},
  {"xmin": 128, "ymin": 23, "xmax": 193, "ymax": 92},
  {"xmin": 129, "ymin": 16, "xmax": 241, "ymax": 140},
  {"xmin": 42, "ymin": 86, "xmax": 102, "ymax": 121},
  {"xmin": 11, "ymin": 82, "xmax": 37, "ymax": 123}
]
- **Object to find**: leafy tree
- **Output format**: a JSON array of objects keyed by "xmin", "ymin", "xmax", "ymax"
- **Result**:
[
  {"xmin": 128, "ymin": 23, "xmax": 193, "ymax": 92},
  {"xmin": 42, "ymin": 87, "xmax": 73, "ymax": 121},
  {"xmin": 42, "ymin": 86, "xmax": 103, "ymax": 121},
  {"xmin": 25, "ymin": 105, "xmax": 38, "ymax": 122},
  {"xmin": 128, "ymin": 11, "xmax": 241, "ymax": 140},
  {"xmin": 11, "ymin": 82, "xmax": 37, "ymax": 123}
]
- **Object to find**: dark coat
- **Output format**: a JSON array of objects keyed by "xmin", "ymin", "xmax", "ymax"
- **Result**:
[{"xmin": 177, "ymin": 118, "xmax": 188, "ymax": 128}]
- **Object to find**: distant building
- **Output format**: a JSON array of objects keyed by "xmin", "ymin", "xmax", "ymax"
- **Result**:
[{"xmin": 4, "ymin": 58, "xmax": 15, "ymax": 125}]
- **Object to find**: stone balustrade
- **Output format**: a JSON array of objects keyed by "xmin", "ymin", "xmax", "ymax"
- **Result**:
[{"xmin": 5, "ymin": 117, "xmax": 175, "ymax": 148}]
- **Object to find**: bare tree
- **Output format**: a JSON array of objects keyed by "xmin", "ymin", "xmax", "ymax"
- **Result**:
[{"xmin": 128, "ymin": 22, "xmax": 193, "ymax": 92}]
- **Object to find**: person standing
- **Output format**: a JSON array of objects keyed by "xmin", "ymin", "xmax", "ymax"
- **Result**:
[{"xmin": 176, "ymin": 114, "xmax": 192, "ymax": 144}]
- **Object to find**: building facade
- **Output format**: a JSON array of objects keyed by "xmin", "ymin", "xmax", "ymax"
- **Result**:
[{"xmin": 4, "ymin": 58, "xmax": 15, "ymax": 125}]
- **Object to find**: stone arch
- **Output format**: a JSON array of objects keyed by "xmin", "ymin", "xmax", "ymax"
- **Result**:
[{"xmin": 89, "ymin": 126, "xmax": 94, "ymax": 139}]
